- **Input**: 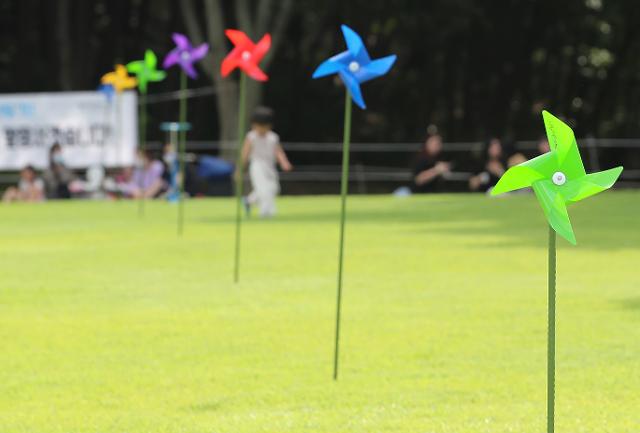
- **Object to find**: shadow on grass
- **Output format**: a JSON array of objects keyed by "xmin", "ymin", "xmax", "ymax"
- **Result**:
[
  {"xmin": 186, "ymin": 400, "xmax": 224, "ymax": 412},
  {"xmin": 195, "ymin": 192, "xmax": 640, "ymax": 252},
  {"xmin": 616, "ymin": 297, "xmax": 640, "ymax": 312}
]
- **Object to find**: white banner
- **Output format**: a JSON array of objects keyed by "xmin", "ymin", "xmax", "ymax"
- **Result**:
[{"xmin": 0, "ymin": 91, "xmax": 138, "ymax": 170}]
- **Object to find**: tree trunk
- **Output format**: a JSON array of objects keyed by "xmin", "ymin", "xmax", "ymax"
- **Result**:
[
  {"xmin": 181, "ymin": 0, "xmax": 236, "ymax": 158},
  {"xmin": 181, "ymin": 0, "xmax": 294, "ymax": 159}
]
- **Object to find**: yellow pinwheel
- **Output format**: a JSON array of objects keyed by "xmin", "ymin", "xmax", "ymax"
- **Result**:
[{"xmin": 101, "ymin": 64, "xmax": 137, "ymax": 93}]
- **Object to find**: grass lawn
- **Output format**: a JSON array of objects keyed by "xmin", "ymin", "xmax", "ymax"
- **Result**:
[{"xmin": 0, "ymin": 192, "xmax": 638, "ymax": 432}]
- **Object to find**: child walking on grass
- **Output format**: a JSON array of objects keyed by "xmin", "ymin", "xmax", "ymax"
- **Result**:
[{"xmin": 241, "ymin": 106, "xmax": 292, "ymax": 217}]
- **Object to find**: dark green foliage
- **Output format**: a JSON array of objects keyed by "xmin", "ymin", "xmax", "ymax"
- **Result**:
[{"xmin": 1, "ymin": 0, "xmax": 638, "ymax": 142}]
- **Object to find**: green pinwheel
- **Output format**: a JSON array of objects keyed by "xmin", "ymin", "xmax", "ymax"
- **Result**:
[
  {"xmin": 126, "ymin": 50, "xmax": 166, "ymax": 217},
  {"xmin": 493, "ymin": 110, "xmax": 622, "ymax": 433},
  {"xmin": 492, "ymin": 110, "xmax": 623, "ymax": 244},
  {"xmin": 126, "ymin": 50, "xmax": 166, "ymax": 94}
]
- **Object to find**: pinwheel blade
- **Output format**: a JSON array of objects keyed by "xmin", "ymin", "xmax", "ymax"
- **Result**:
[
  {"xmin": 183, "ymin": 62, "xmax": 198, "ymax": 79},
  {"xmin": 542, "ymin": 110, "xmax": 585, "ymax": 178},
  {"xmin": 566, "ymin": 166, "xmax": 623, "ymax": 203},
  {"xmin": 312, "ymin": 57, "xmax": 344, "ymax": 79},
  {"xmin": 491, "ymin": 153, "xmax": 555, "ymax": 195},
  {"xmin": 163, "ymin": 50, "xmax": 180, "ymax": 69},
  {"xmin": 172, "ymin": 33, "xmax": 191, "ymax": 49},
  {"xmin": 341, "ymin": 25, "xmax": 365, "ymax": 59},
  {"xmin": 358, "ymin": 54, "xmax": 397, "ymax": 83},
  {"xmin": 145, "ymin": 50, "xmax": 157, "ymax": 69},
  {"xmin": 225, "ymin": 29, "xmax": 252, "ymax": 47},
  {"xmin": 124, "ymin": 75, "xmax": 138, "ymax": 89},
  {"xmin": 191, "ymin": 43, "xmax": 210, "ymax": 62},
  {"xmin": 243, "ymin": 62, "xmax": 268, "ymax": 82},
  {"xmin": 252, "ymin": 34, "xmax": 271, "ymax": 63},
  {"xmin": 339, "ymin": 70, "xmax": 366, "ymax": 109},
  {"xmin": 533, "ymin": 180, "xmax": 577, "ymax": 245},
  {"xmin": 138, "ymin": 79, "xmax": 148, "ymax": 94},
  {"xmin": 150, "ymin": 70, "xmax": 167, "ymax": 82},
  {"xmin": 220, "ymin": 56, "xmax": 238, "ymax": 78},
  {"xmin": 126, "ymin": 61, "xmax": 144, "ymax": 74},
  {"xmin": 100, "ymin": 73, "xmax": 114, "ymax": 85}
]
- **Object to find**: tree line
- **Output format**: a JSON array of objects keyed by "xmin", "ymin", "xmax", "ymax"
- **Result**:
[{"xmin": 1, "ymin": 0, "xmax": 639, "ymax": 155}]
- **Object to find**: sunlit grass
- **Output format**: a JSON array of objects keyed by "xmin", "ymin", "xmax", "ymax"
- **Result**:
[{"xmin": 0, "ymin": 192, "xmax": 638, "ymax": 432}]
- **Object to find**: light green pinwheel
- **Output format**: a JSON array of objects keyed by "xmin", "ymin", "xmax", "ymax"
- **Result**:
[
  {"xmin": 126, "ymin": 49, "xmax": 166, "ymax": 93},
  {"xmin": 492, "ymin": 110, "xmax": 623, "ymax": 244},
  {"xmin": 126, "ymin": 49, "xmax": 166, "ymax": 218}
]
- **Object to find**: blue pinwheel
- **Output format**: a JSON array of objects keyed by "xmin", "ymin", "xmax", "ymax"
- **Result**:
[
  {"xmin": 312, "ymin": 24, "xmax": 397, "ymax": 381},
  {"xmin": 312, "ymin": 25, "xmax": 396, "ymax": 109},
  {"xmin": 97, "ymin": 83, "xmax": 115, "ymax": 103}
]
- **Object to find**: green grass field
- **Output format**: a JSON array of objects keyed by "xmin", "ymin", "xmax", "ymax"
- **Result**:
[{"xmin": 1, "ymin": 192, "xmax": 638, "ymax": 432}]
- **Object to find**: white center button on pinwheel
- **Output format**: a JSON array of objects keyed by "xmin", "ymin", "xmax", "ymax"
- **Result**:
[
  {"xmin": 348, "ymin": 61, "xmax": 360, "ymax": 72},
  {"xmin": 181, "ymin": 52, "xmax": 190, "ymax": 61},
  {"xmin": 552, "ymin": 171, "xmax": 567, "ymax": 186},
  {"xmin": 242, "ymin": 51, "xmax": 251, "ymax": 61}
]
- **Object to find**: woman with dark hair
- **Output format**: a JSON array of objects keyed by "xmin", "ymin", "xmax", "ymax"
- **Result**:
[
  {"xmin": 469, "ymin": 137, "xmax": 506, "ymax": 192},
  {"xmin": 42, "ymin": 143, "xmax": 76, "ymax": 199},
  {"xmin": 122, "ymin": 148, "xmax": 167, "ymax": 199},
  {"xmin": 412, "ymin": 133, "xmax": 451, "ymax": 193}
]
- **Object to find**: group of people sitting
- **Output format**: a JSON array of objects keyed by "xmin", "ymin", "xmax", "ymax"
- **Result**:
[
  {"xmin": 412, "ymin": 132, "xmax": 550, "ymax": 193},
  {"xmin": 3, "ymin": 143, "xmax": 74, "ymax": 203},
  {"xmin": 4, "ymin": 132, "xmax": 548, "ymax": 203},
  {"xmin": 2, "ymin": 143, "xmax": 179, "ymax": 203}
]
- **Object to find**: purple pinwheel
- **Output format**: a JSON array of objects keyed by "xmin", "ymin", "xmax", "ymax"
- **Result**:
[
  {"xmin": 163, "ymin": 33, "xmax": 209, "ymax": 79},
  {"xmin": 162, "ymin": 32, "xmax": 209, "ymax": 236}
]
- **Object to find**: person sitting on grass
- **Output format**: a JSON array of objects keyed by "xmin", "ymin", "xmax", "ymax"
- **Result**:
[
  {"xmin": 412, "ymin": 131, "xmax": 451, "ymax": 193},
  {"xmin": 122, "ymin": 149, "xmax": 167, "ymax": 199},
  {"xmin": 42, "ymin": 143, "xmax": 76, "ymax": 199},
  {"xmin": 240, "ymin": 106, "xmax": 293, "ymax": 218},
  {"xmin": 3, "ymin": 165, "xmax": 45, "ymax": 203},
  {"xmin": 469, "ymin": 137, "xmax": 506, "ymax": 192}
]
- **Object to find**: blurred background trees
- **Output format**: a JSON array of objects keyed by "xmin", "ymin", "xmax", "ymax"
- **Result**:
[{"xmin": 1, "ymin": 0, "xmax": 639, "ymax": 145}]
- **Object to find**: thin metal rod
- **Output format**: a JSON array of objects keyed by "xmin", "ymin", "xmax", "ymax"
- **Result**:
[
  {"xmin": 177, "ymin": 71, "xmax": 187, "ymax": 236},
  {"xmin": 333, "ymin": 90, "xmax": 352, "ymax": 380},
  {"xmin": 137, "ymin": 91, "xmax": 147, "ymax": 217},
  {"xmin": 116, "ymin": 95, "xmax": 123, "ymax": 165},
  {"xmin": 101, "ymin": 99, "xmax": 110, "ymax": 168},
  {"xmin": 233, "ymin": 72, "xmax": 247, "ymax": 283},
  {"xmin": 548, "ymin": 226, "xmax": 556, "ymax": 433}
]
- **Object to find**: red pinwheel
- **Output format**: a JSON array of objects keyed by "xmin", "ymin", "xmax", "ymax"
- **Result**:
[
  {"xmin": 220, "ymin": 30, "xmax": 271, "ymax": 82},
  {"xmin": 222, "ymin": 29, "xmax": 272, "ymax": 283}
]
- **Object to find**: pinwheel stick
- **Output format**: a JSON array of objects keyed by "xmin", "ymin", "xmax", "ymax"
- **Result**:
[
  {"xmin": 333, "ymin": 89, "xmax": 352, "ymax": 381},
  {"xmin": 138, "ymin": 91, "xmax": 147, "ymax": 217},
  {"xmin": 100, "ymin": 96, "xmax": 110, "ymax": 168},
  {"xmin": 116, "ymin": 95, "xmax": 123, "ymax": 164},
  {"xmin": 233, "ymin": 72, "xmax": 247, "ymax": 283},
  {"xmin": 548, "ymin": 226, "xmax": 556, "ymax": 433},
  {"xmin": 177, "ymin": 71, "xmax": 187, "ymax": 236}
]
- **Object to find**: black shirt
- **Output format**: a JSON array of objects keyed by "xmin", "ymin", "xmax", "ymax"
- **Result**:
[
  {"xmin": 473, "ymin": 157, "xmax": 505, "ymax": 192},
  {"xmin": 412, "ymin": 156, "xmax": 446, "ymax": 193}
]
